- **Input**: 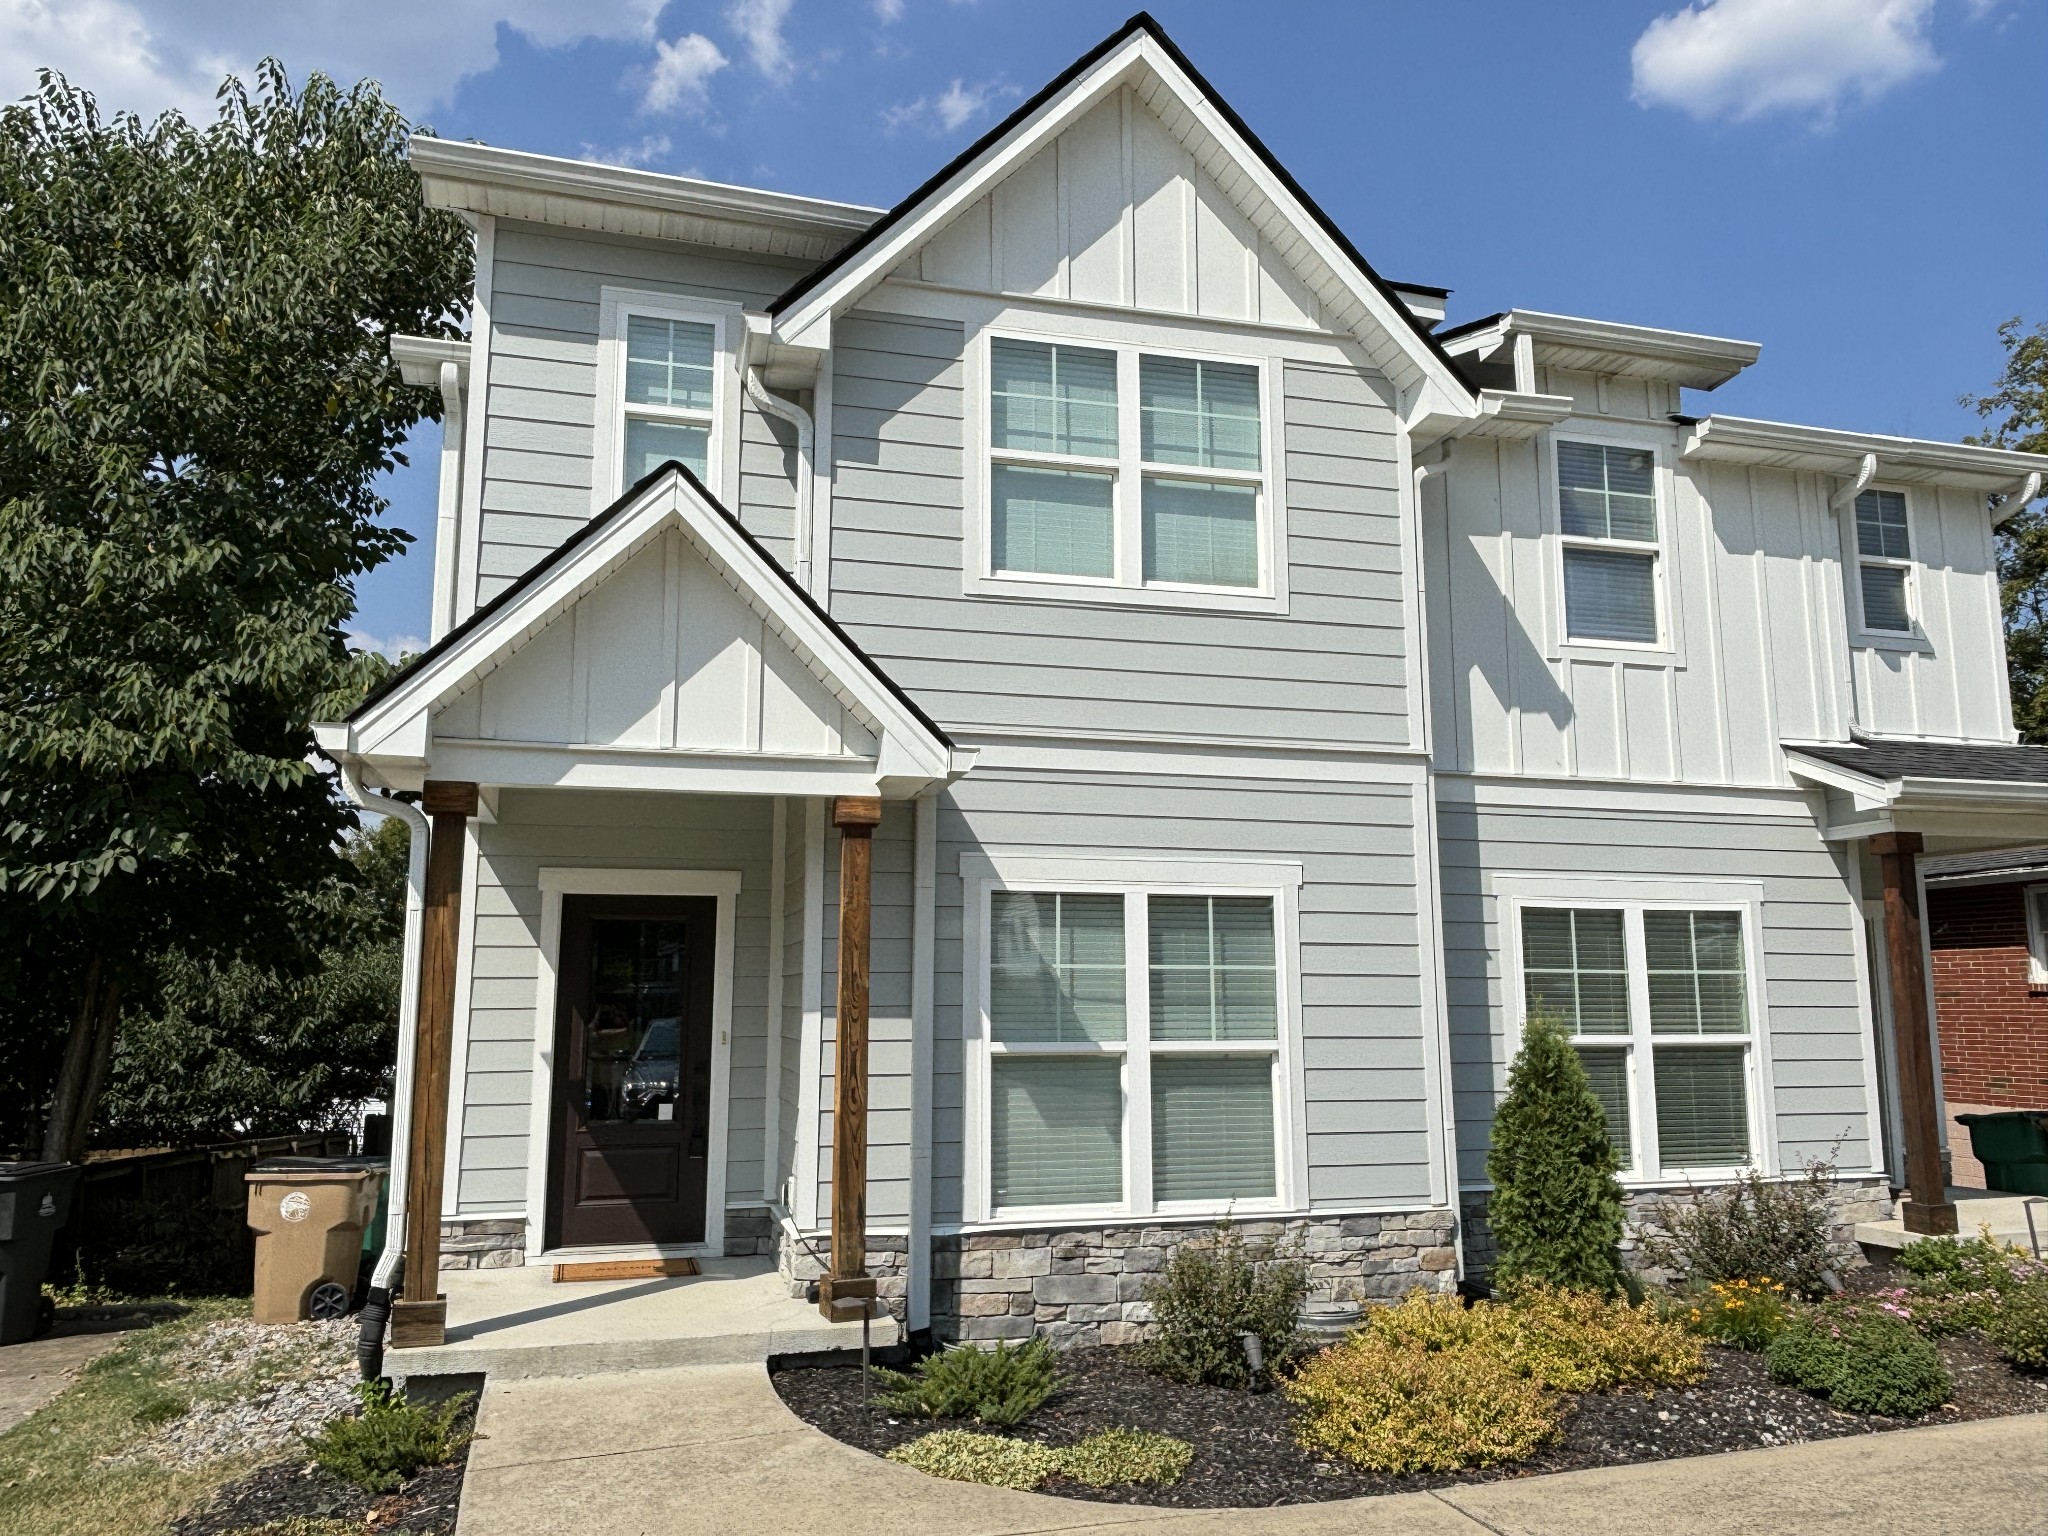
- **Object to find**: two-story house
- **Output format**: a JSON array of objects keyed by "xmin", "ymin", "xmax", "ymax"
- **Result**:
[{"xmin": 316, "ymin": 14, "xmax": 2048, "ymax": 1352}]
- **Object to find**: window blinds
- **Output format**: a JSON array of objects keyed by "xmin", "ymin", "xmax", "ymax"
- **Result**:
[
  {"xmin": 1562, "ymin": 547, "xmax": 1659, "ymax": 644},
  {"xmin": 991, "ymin": 1056, "xmax": 1124, "ymax": 1207},
  {"xmin": 1151, "ymin": 1056, "xmax": 1276, "ymax": 1202},
  {"xmin": 1522, "ymin": 908, "xmax": 1630, "ymax": 1034},
  {"xmin": 1148, "ymin": 896, "xmax": 1278, "ymax": 1041},
  {"xmin": 625, "ymin": 317, "xmax": 715, "ymax": 410},
  {"xmin": 989, "ymin": 891, "xmax": 1126, "ymax": 1043},
  {"xmin": 1653, "ymin": 1046, "xmax": 1750, "ymax": 1167},
  {"xmin": 1574, "ymin": 1046, "xmax": 1633, "ymax": 1169}
]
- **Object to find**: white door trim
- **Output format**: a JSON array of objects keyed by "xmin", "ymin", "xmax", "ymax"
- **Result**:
[{"xmin": 525, "ymin": 866, "xmax": 743, "ymax": 1261}]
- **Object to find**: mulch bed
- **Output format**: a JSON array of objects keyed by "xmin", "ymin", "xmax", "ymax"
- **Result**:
[
  {"xmin": 773, "ymin": 1337, "xmax": 2048, "ymax": 1509},
  {"xmin": 171, "ymin": 1375, "xmax": 482, "ymax": 1536}
]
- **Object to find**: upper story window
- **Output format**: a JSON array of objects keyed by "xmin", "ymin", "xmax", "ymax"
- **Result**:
[
  {"xmin": 1854, "ymin": 488, "xmax": 1915, "ymax": 634},
  {"xmin": 977, "ymin": 332, "xmax": 1277, "ymax": 605},
  {"xmin": 1518, "ymin": 901, "xmax": 1759, "ymax": 1179},
  {"xmin": 1557, "ymin": 440, "xmax": 1662, "ymax": 646},
  {"xmin": 593, "ymin": 288, "xmax": 739, "ymax": 512}
]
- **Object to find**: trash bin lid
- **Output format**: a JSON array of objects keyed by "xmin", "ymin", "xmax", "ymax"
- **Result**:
[
  {"xmin": 251, "ymin": 1156, "xmax": 382, "ymax": 1174},
  {"xmin": 0, "ymin": 1161, "xmax": 74, "ymax": 1180}
]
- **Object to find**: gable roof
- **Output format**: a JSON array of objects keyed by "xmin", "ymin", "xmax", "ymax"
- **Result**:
[
  {"xmin": 767, "ymin": 12, "xmax": 1478, "ymax": 411},
  {"xmin": 329, "ymin": 463, "xmax": 955, "ymax": 779}
]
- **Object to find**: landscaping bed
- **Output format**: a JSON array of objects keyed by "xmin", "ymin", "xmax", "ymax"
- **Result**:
[{"xmin": 773, "ymin": 1333, "xmax": 2048, "ymax": 1508}]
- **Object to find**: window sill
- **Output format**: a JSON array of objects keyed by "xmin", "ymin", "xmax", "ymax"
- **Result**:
[
  {"xmin": 1547, "ymin": 638, "xmax": 1686, "ymax": 669},
  {"xmin": 964, "ymin": 570, "xmax": 1289, "ymax": 615},
  {"xmin": 1850, "ymin": 629, "xmax": 1934, "ymax": 655},
  {"xmin": 975, "ymin": 1197, "xmax": 1292, "ymax": 1228}
]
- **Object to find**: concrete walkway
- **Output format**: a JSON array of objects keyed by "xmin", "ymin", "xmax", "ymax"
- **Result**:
[
  {"xmin": 0, "ymin": 1315, "xmax": 154, "ymax": 1434},
  {"xmin": 454, "ymin": 1360, "xmax": 2048, "ymax": 1536}
]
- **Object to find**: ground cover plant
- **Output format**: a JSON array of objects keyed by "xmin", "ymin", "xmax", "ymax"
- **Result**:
[
  {"xmin": 1139, "ymin": 1220, "xmax": 1307, "ymax": 1387},
  {"xmin": 1893, "ymin": 1232, "xmax": 2046, "ymax": 1334},
  {"xmin": 869, "ymin": 1337, "xmax": 1063, "ymax": 1427},
  {"xmin": 886, "ymin": 1427, "xmax": 1191, "ymax": 1490},
  {"xmin": 305, "ymin": 1383, "xmax": 473, "ymax": 1495},
  {"xmin": 1641, "ymin": 1159, "xmax": 1844, "ymax": 1299},
  {"xmin": 1765, "ymin": 1296, "xmax": 1951, "ymax": 1417}
]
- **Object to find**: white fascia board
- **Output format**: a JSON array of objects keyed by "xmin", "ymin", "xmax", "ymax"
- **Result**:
[
  {"xmin": 344, "ymin": 470, "xmax": 953, "ymax": 783},
  {"xmin": 1465, "ymin": 389, "xmax": 1576, "ymax": 440},
  {"xmin": 770, "ymin": 34, "xmax": 1476, "ymax": 414},
  {"xmin": 1506, "ymin": 310, "xmax": 1760, "ymax": 389},
  {"xmin": 1782, "ymin": 750, "xmax": 1895, "ymax": 806},
  {"xmin": 408, "ymin": 137, "xmax": 879, "ymax": 241},
  {"xmin": 1683, "ymin": 415, "xmax": 2048, "ymax": 495},
  {"xmin": 390, "ymin": 334, "xmax": 470, "ymax": 388}
]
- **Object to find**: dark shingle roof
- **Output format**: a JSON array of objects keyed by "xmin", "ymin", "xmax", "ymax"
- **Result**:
[
  {"xmin": 1922, "ymin": 846, "xmax": 2048, "ymax": 882},
  {"xmin": 1789, "ymin": 737, "xmax": 2048, "ymax": 786}
]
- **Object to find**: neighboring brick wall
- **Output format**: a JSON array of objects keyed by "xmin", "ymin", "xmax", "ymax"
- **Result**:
[{"xmin": 1929, "ymin": 881, "xmax": 2048, "ymax": 1108}]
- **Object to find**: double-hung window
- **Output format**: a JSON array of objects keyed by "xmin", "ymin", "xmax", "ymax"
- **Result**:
[
  {"xmin": 1853, "ymin": 488, "xmax": 1915, "ymax": 635},
  {"xmin": 982, "ymin": 334, "xmax": 1273, "ymax": 600},
  {"xmin": 980, "ymin": 881, "xmax": 1289, "ymax": 1218},
  {"xmin": 595, "ymin": 289, "xmax": 735, "ymax": 509},
  {"xmin": 1519, "ymin": 902, "xmax": 1758, "ymax": 1178},
  {"xmin": 1556, "ymin": 440, "xmax": 1662, "ymax": 646}
]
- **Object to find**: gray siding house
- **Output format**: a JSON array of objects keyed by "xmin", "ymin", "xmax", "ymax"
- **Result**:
[{"xmin": 319, "ymin": 15, "xmax": 2048, "ymax": 1347}]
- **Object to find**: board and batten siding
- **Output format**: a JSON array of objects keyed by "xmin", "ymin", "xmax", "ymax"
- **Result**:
[
  {"xmin": 454, "ymin": 788, "xmax": 778, "ymax": 1216},
  {"xmin": 475, "ymin": 221, "xmax": 808, "ymax": 607},
  {"xmin": 828, "ymin": 310, "xmax": 1414, "ymax": 747},
  {"xmin": 917, "ymin": 766, "xmax": 1440, "ymax": 1227},
  {"xmin": 1436, "ymin": 784, "xmax": 1875, "ymax": 1188}
]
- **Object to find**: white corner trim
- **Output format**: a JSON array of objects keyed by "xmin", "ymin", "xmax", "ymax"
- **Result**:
[
  {"xmin": 452, "ymin": 215, "xmax": 494, "ymax": 628},
  {"xmin": 522, "ymin": 866, "xmax": 742, "ymax": 1258},
  {"xmin": 794, "ymin": 798, "xmax": 827, "ymax": 1228}
]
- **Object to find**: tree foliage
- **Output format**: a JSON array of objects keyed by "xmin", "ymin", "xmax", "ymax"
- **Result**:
[
  {"xmin": 1964, "ymin": 317, "xmax": 2048, "ymax": 741},
  {"xmin": 1484, "ymin": 1012, "xmax": 1628, "ymax": 1295},
  {"xmin": 0, "ymin": 63, "xmax": 469, "ymax": 1156}
]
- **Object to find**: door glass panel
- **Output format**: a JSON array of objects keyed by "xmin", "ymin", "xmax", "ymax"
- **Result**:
[{"xmin": 584, "ymin": 918, "xmax": 687, "ymax": 1125}]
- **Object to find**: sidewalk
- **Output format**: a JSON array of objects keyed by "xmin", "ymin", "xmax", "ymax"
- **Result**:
[{"xmin": 454, "ymin": 1360, "xmax": 2048, "ymax": 1536}]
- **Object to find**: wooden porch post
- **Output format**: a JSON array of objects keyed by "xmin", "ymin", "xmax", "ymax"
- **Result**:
[
  {"xmin": 391, "ymin": 780, "xmax": 478, "ymax": 1348},
  {"xmin": 1871, "ymin": 831, "xmax": 1958, "ymax": 1236},
  {"xmin": 821, "ymin": 794, "xmax": 882, "ymax": 1321}
]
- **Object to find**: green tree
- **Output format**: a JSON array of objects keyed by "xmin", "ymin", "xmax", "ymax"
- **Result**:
[
  {"xmin": 96, "ymin": 813, "xmax": 410, "ymax": 1144},
  {"xmin": 1485, "ymin": 1012, "xmax": 1628, "ymax": 1295},
  {"xmin": 1963, "ymin": 317, "xmax": 2048, "ymax": 741},
  {"xmin": 0, "ymin": 65, "xmax": 469, "ymax": 1159}
]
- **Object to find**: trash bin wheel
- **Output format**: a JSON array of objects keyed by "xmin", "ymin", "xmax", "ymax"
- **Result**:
[
  {"xmin": 308, "ymin": 1281, "xmax": 352, "ymax": 1321},
  {"xmin": 33, "ymin": 1295, "xmax": 54, "ymax": 1339}
]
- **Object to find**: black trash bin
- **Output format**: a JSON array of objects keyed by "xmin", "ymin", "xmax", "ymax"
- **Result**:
[{"xmin": 0, "ymin": 1162, "xmax": 80, "ymax": 1345}]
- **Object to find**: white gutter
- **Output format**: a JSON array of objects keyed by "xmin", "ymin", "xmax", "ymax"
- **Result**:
[
  {"xmin": 432, "ymin": 362, "xmax": 465, "ymax": 640},
  {"xmin": 742, "ymin": 354, "xmax": 818, "ymax": 591},
  {"xmin": 336, "ymin": 760, "xmax": 430, "ymax": 1291},
  {"xmin": 1830, "ymin": 452, "xmax": 1879, "ymax": 512}
]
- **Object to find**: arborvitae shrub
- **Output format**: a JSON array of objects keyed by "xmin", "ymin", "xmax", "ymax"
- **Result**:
[{"xmin": 1484, "ymin": 1011, "xmax": 1628, "ymax": 1295}]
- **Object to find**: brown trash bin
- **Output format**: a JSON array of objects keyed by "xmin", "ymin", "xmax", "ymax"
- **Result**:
[{"xmin": 245, "ymin": 1159, "xmax": 381, "ymax": 1324}]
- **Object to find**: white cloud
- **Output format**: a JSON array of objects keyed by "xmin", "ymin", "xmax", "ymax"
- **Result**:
[
  {"xmin": 347, "ymin": 629, "xmax": 428, "ymax": 661},
  {"xmin": 1631, "ymin": 0, "xmax": 1941, "ymax": 125},
  {"xmin": 0, "ymin": 0, "xmax": 666, "ymax": 123},
  {"xmin": 872, "ymin": 0, "xmax": 905, "ymax": 22},
  {"xmin": 726, "ymin": 0, "xmax": 795, "ymax": 83},
  {"xmin": 642, "ymin": 33, "xmax": 727, "ymax": 114},
  {"xmin": 582, "ymin": 132, "xmax": 672, "ymax": 168},
  {"xmin": 883, "ymin": 75, "xmax": 1010, "ymax": 135}
]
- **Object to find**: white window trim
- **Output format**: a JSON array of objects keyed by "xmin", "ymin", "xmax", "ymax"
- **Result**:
[
  {"xmin": 2024, "ymin": 883, "xmax": 2048, "ymax": 987},
  {"xmin": 960, "ymin": 319, "xmax": 1291, "ymax": 614},
  {"xmin": 591, "ymin": 287, "xmax": 745, "ymax": 516},
  {"xmin": 1840, "ymin": 482, "xmax": 1931, "ymax": 651},
  {"xmin": 1541, "ymin": 424, "xmax": 1686, "ymax": 667},
  {"xmin": 958, "ymin": 853, "xmax": 1306, "ymax": 1226},
  {"xmin": 522, "ymin": 866, "xmax": 742, "ymax": 1263},
  {"xmin": 1498, "ymin": 874, "xmax": 1775, "ymax": 1184}
]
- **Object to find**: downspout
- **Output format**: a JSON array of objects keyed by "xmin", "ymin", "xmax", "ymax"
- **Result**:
[
  {"xmin": 743, "ymin": 361, "xmax": 817, "ymax": 592},
  {"xmin": 1830, "ymin": 451, "xmax": 1879, "ymax": 512},
  {"xmin": 1994, "ymin": 470, "xmax": 2043, "ymax": 528},
  {"xmin": 430, "ymin": 361, "xmax": 466, "ymax": 642},
  {"xmin": 336, "ymin": 760, "xmax": 430, "ymax": 1379}
]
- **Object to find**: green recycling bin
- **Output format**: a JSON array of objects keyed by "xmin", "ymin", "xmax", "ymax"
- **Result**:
[
  {"xmin": 0, "ymin": 1162, "xmax": 80, "ymax": 1345},
  {"xmin": 1956, "ymin": 1111, "xmax": 2048, "ymax": 1197}
]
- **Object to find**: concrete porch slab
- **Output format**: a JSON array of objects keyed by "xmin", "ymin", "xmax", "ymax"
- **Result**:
[
  {"xmin": 1855, "ymin": 1186, "xmax": 2048, "ymax": 1255},
  {"xmin": 387, "ymin": 1257, "xmax": 898, "ymax": 1382}
]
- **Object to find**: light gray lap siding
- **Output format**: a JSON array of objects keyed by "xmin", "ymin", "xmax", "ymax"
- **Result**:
[
  {"xmin": 1435, "ymin": 787, "xmax": 1874, "ymax": 1186},
  {"xmin": 826, "ymin": 310, "xmax": 1415, "ymax": 747},
  {"xmin": 475, "ymin": 222, "xmax": 811, "ymax": 605},
  {"xmin": 924, "ymin": 766, "xmax": 1438, "ymax": 1226}
]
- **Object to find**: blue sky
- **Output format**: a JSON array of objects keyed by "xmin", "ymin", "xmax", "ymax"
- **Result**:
[{"xmin": 5, "ymin": 0, "xmax": 2041, "ymax": 652}]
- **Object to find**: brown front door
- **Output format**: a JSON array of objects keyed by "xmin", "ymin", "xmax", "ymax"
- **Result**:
[{"xmin": 548, "ymin": 894, "xmax": 716, "ymax": 1249}]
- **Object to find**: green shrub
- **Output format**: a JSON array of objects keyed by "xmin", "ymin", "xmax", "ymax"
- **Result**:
[
  {"xmin": 885, "ymin": 1427, "xmax": 1193, "ymax": 1490},
  {"xmin": 1639, "ymin": 1159, "xmax": 1844, "ymax": 1300},
  {"xmin": 1139, "ymin": 1219, "xmax": 1307, "ymax": 1386},
  {"xmin": 305, "ymin": 1381, "xmax": 473, "ymax": 1494},
  {"xmin": 1362, "ymin": 1284, "xmax": 1703, "ymax": 1393},
  {"xmin": 1485, "ymin": 1012, "xmax": 1628, "ymax": 1295},
  {"xmin": 1896, "ymin": 1233, "xmax": 2046, "ymax": 1335},
  {"xmin": 886, "ymin": 1430, "xmax": 1064, "ymax": 1490},
  {"xmin": 1683, "ymin": 1278, "xmax": 1792, "ymax": 1351},
  {"xmin": 1765, "ymin": 1301, "xmax": 1950, "ymax": 1417},
  {"xmin": 1986, "ymin": 1280, "xmax": 2048, "ymax": 1368},
  {"xmin": 1287, "ymin": 1334, "xmax": 1561, "ymax": 1473},
  {"xmin": 1057, "ymin": 1428, "xmax": 1193, "ymax": 1487},
  {"xmin": 869, "ymin": 1338, "xmax": 1062, "ymax": 1427}
]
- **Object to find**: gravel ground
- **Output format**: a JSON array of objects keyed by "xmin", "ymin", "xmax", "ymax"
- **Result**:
[
  {"xmin": 774, "ymin": 1336, "xmax": 2048, "ymax": 1509},
  {"xmin": 131, "ymin": 1317, "xmax": 359, "ymax": 1471}
]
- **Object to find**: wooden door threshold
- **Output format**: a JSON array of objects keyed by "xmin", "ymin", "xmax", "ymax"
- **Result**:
[{"xmin": 552, "ymin": 1257, "xmax": 702, "ymax": 1283}]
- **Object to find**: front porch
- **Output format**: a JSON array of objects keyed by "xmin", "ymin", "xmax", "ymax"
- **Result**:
[{"xmin": 385, "ymin": 1258, "xmax": 899, "ymax": 1383}]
